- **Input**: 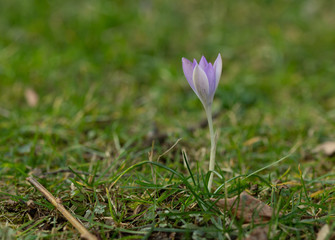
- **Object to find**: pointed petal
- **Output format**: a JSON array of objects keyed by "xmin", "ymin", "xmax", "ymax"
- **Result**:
[
  {"xmin": 182, "ymin": 57, "xmax": 196, "ymax": 92},
  {"xmin": 192, "ymin": 59, "xmax": 197, "ymax": 68},
  {"xmin": 199, "ymin": 56, "xmax": 208, "ymax": 70},
  {"xmin": 193, "ymin": 64, "xmax": 210, "ymax": 106},
  {"xmin": 213, "ymin": 53, "xmax": 222, "ymax": 90}
]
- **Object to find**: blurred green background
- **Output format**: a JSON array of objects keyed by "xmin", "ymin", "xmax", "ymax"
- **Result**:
[{"xmin": 1, "ymin": 0, "xmax": 335, "ymax": 172}]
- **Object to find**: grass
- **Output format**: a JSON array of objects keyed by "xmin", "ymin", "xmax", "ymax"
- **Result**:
[{"xmin": 1, "ymin": 0, "xmax": 335, "ymax": 239}]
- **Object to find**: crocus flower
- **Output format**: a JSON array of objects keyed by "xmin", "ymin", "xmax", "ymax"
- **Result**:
[
  {"xmin": 182, "ymin": 54, "xmax": 222, "ymax": 109},
  {"xmin": 182, "ymin": 53, "xmax": 222, "ymax": 192}
]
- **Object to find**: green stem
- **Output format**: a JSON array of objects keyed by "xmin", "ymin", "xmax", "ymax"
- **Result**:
[{"xmin": 205, "ymin": 107, "xmax": 216, "ymax": 192}]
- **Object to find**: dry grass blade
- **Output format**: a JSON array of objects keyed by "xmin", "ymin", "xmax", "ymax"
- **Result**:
[{"xmin": 26, "ymin": 177, "xmax": 98, "ymax": 240}]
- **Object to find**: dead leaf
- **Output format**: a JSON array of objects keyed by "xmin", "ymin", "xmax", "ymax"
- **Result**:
[
  {"xmin": 211, "ymin": 191, "xmax": 275, "ymax": 224},
  {"xmin": 24, "ymin": 88, "xmax": 39, "ymax": 107},
  {"xmin": 317, "ymin": 224, "xmax": 334, "ymax": 240},
  {"xmin": 26, "ymin": 200, "xmax": 36, "ymax": 209},
  {"xmin": 244, "ymin": 226, "xmax": 269, "ymax": 240},
  {"xmin": 313, "ymin": 141, "xmax": 335, "ymax": 157},
  {"xmin": 243, "ymin": 137, "xmax": 263, "ymax": 146}
]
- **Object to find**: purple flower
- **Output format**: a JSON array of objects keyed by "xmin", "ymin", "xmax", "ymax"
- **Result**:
[{"xmin": 182, "ymin": 54, "xmax": 222, "ymax": 108}]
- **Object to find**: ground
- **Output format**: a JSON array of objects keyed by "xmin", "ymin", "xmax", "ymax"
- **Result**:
[{"xmin": 0, "ymin": 0, "xmax": 335, "ymax": 239}]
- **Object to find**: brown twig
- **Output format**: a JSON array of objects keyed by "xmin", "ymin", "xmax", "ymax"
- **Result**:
[{"xmin": 26, "ymin": 177, "xmax": 98, "ymax": 240}]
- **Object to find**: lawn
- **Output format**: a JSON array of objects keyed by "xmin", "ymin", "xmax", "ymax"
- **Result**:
[{"xmin": 1, "ymin": 0, "xmax": 335, "ymax": 239}]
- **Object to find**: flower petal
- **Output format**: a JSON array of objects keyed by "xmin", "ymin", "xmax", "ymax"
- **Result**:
[
  {"xmin": 192, "ymin": 59, "xmax": 198, "ymax": 68},
  {"xmin": 199, "ymin": 56, "xmax": 208, "ymax": 70},
  {"xmin": 182, "ymin": 57, "xmax": 196, "ymax": 92},
  {"xmin": 213, "ymin": 53, "xmax": 222, "ymax": 90},
  {"xmin": 204, "ymin": 63, "xmax": 216, "ymax": 97},
  {"xmin": 193, "ymin": 64, "xmax": 210, "ymax": 106}
]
